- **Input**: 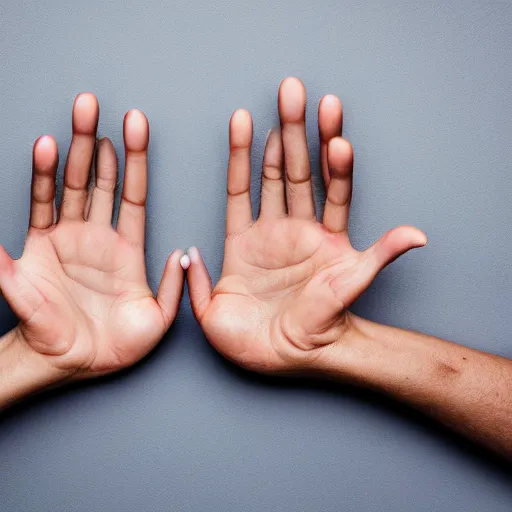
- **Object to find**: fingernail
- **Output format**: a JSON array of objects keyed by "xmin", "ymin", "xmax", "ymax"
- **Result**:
[
  {"xmin": 413, "ymin": 233, "xmax": 428, "ymax": 247},
  {"xmin": 180, "ymin": 254, "xmax": 191, "ymax": 270},
  {"xmin": 187, "ymin": 246, "xmax": 201, "ymax": 264},
  {"xmin": 321, "ymin": 94, "xmax": 340, "ymax": 108}
]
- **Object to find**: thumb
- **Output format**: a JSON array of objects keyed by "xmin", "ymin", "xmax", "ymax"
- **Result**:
[
  {"xmin": 282, "ymin": 226, "xmax": 426, "ymax": 343},
  {"xmin": 184, "ymin": 247, "xmax": 213, "ymax": 322},
  {"xmin": 328, "ymin": 225, "xmax": 427, "ymax": 313},
  {"xmin": 156, "ymin": 249, "xmax": 185, "ymax": 329},
  {"xmin": 363, "ymin": 225, "xmax": 427, "ymax": 281},
  {"xmin": 0, "ymin": 244, "xmax": 44, "ymax": 323}
]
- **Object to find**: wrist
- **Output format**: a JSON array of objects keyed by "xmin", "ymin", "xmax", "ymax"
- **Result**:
[
  {"xmin": 311, "ymin": 313, "xmax": 383, "ymax": 383},
  {"xmin": 315, "ymin": 314, "xmax": 471, "ymax": 395},
  {"xmin": 312, "ymin": 313, "xmax": 429, "ymax": 388},
  {"xmin": 0, "ymin": 326, "xmax": 69, "ymax": 409}
]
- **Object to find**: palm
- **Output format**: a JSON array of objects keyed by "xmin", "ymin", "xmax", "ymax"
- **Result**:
[
  {"xmin": 202, "ymin": 218, "xmax": 362, "ymax": 371},
  {"xmin": 14, "ymin": 222, "xmax": 165, "ymax": 373},
  {"xmin": 0, "ymin": 94, "xmax": 183, "ymax": 378},
  {"xmin": 188, "ymin": 78, "xmax": 426, "ymax": 373}
]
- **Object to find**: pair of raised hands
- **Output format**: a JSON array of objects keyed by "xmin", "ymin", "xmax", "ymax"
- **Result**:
[
  {"xmin": 2, "ymin": 78, "xmax": 512, "ymax": 459},
  {"xmin": 0, "ymin": 77, "xmax": 425, "ymax": 387}
]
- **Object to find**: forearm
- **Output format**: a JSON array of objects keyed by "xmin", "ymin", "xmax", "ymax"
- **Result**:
[
  {"xmin": 0, "ymin": 328, "xmax": 66, "ymax": 409},
  {"xmin": 321, "ymin": 315, "xmax": 512, "ymax": 458}
]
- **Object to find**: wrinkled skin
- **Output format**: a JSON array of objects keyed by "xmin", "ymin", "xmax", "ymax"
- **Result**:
[
  {"xmin": 187, "ymin": 78, "xmax": 426, "ymax": 373},
  {"xmin": 0, "ymin": 94, "xmax": 184, "ymax": 378}
]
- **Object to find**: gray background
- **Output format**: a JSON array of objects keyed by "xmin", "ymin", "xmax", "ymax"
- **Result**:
[{"xmin": 0, "ymin": 0, "xmax": 511, "ymax": 510}]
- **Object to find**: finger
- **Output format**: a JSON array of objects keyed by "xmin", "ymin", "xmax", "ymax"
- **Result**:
[
  {"xmin": 185, "ymin": 247, "xmax": 213, "ymax": 322},
  {"xmin": 259, "ymin": 128, "xmax": 286, "ymax": 218},
  {"xmin": 226, "ymin": 109, "xmax": 253, "ymax": 236},
  {"xmin": 363, "ymin": 225, "xmax": 427, "ymax": 283},
  {"xmin": 30, "ymin": 136, "xmax": 59, "ymax": 230},
  {"xmin": 87, "ymin": 138, "xmax": 118, "ymax": 225},
  {"xmin": 60, "ymin": 93, "xmax": 99, "ymax": 221},
  {"xmin": 278, "ymin": 77, "xmax": 315, "ymax": 219},
  {"xmin": 318, "ymin": 94, "xmax": 343, "ymax": 188},
  {"xmin": 117, "ymin": 109, "xmax": 149, "ymax": 246},
  {"xmin": 156, "ymin": 249, "xmax": 185, "ymax": 329},
  {"xmin": 323, "ymin": 137, "xmax": 353, "ymax": 233}
]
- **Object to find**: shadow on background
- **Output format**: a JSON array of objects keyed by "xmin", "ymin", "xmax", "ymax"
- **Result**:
[
  {"xmin": 2, "ymin": 299, "xmax": 511, "ymax": 484},
  {"xmin": 208, "ymin": 346, "xmax": 512, "ymax": 479},
  {"xmin": 0, "ymin": 180, "xmax": 510, "ymax": 483}
]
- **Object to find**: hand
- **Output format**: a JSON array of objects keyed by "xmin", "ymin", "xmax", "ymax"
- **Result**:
[
  {"xmin": 187, "ymin": 77, "xmax": 426, "ymax": 374},
  {"xmin": 0, "ymin": 93, "xmax": 184, "ymax": 382}
]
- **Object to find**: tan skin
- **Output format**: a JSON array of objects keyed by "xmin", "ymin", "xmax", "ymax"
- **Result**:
[
  {"xmin": 187, "ymin": 77, "xmax": 512, "ymax": 458},
  {"xmin": 1, "ymin": 80, "xmax": 510, "ymax": 457},
  {"xmin": 0, "ymin": 94, "xmax": 184, "ymax": 404},
  {"xmin": 187, "ymin": 77, "xmax": 426, "ymax": 373}
]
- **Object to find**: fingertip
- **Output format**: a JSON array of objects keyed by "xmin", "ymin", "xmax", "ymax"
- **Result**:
[
  {"xmin": 320, "ymin": 94, "xmax": 342, "ymax": 111},
  {"xmin": 319, "ymin": 94, "xmax": 343, "ymax": 140},
  {"xmin": 33, "ymin": 135, "xmax": 58, "ymax": 173},
  {"xmin": 229, "ymin": 109, "xmax": 253, "ymax": 148},
  {"xmin": 278, "ymin": 76, "xmax": 307, "ymax": 123},
  {"xmin": 398, "ymin": 225, "xmax": 428, "ymax": 247},
  {"xmin": 327, "ymin": 137, "xmax": 353, "ymax": 174},
  {"xmin": 187, "ymin": 246, "xmax": 201, "ymax": 265},
  {"xmin": 170, "ymin": 247, "xmax": 183, "ymax": 259},
  {"xmin": 74, "ymin": 92, "xmax": 99, "ymax": 108},
  {"xmin": 34, "ymin": 134, "xmax": 57, "ymax": 150},
  {"xmin": 97, "ymin": 136, "xmax": 117, "ymax": 159},
  {"xmin": 279, "ymin": 76, "xmax": 306, "ymax": 96},
  {"xmin": 327, "ymin": 136, "xmax": 350, "ymax": 153},
  {"xmin": 72, "ymin": 92, "xmax": 99, "ymax": 134},
  {"xmin": 123, "ymin": 109, "xmax": 149, "ymax": 152},
  {"xmin": 230, "ymin": 108, "xmax": 252, "ymax": 126},
  {"xmin": 98, "ymin": 136, "xmax": 113, "ymax": 148},
  {"xmin": 34, "ymin": 134, "xmax": 58, "ymax": 155},
  {"xmin": 386, "ymin": 226, "xmax": 428, "ymax": 254},
  {"xmin": 164, "ymin": 249, "xmax": 185, "ymax": 273},
  {"xmin": 412, "ymin": 230, "xmax": 428, "ymax": 247}
]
